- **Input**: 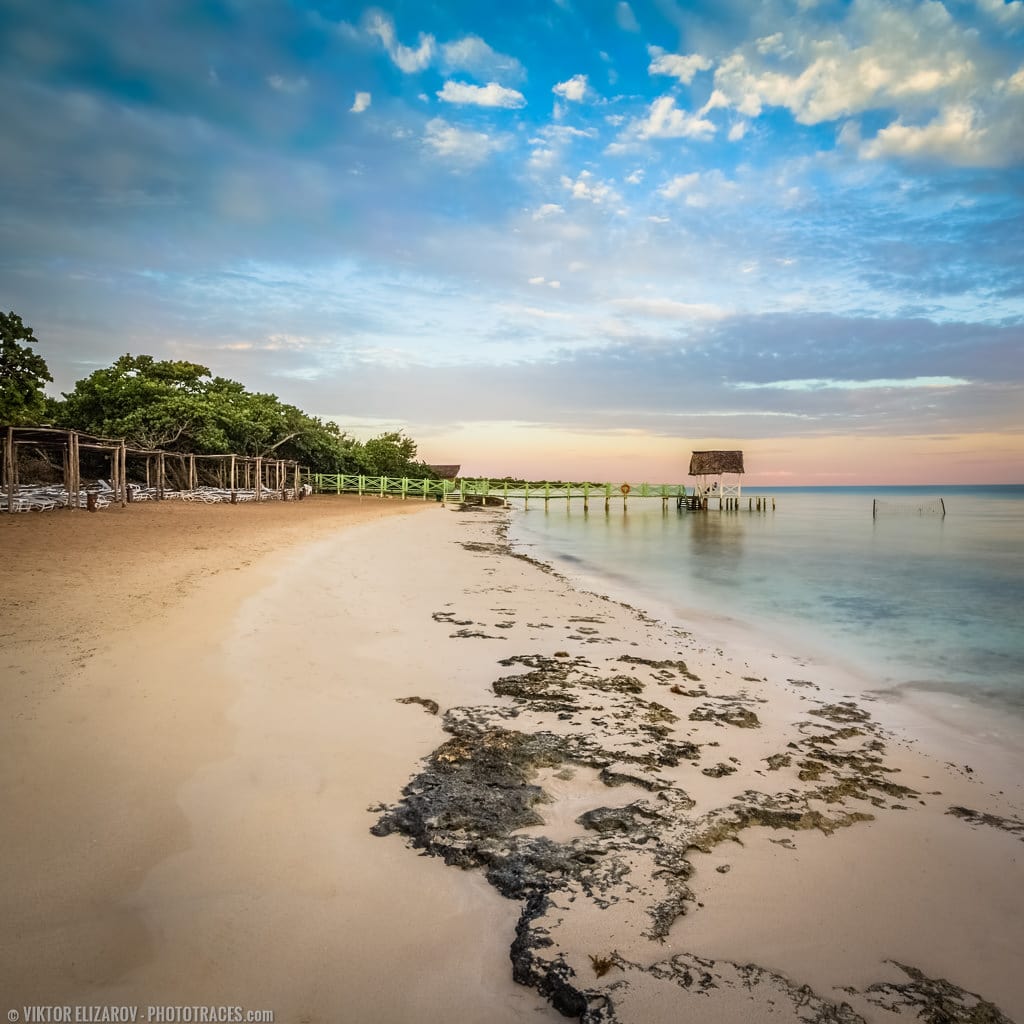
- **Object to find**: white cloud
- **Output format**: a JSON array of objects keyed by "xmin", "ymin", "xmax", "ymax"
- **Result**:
[
  {"xmin": 532, "ymin": 203, "xmax": 564, "ymax": 219},
  {"xmin": 727, "ymin": 120, "xmax": 747, "ymax": 141},
  {"xmin": 536, "ymin": 124, "xmax": 598, "ymax": 141},
  {"xmin": 364, "ymin": 10, "xmax": 435, "ymax": 73},
  {"xmin": 499, "ymin": 304, "xmax": 571, "ymax": 320},
  {"xmin": 423, "ymin": 118, "xmax": 504, "ymax": 166},
  {"xmin": 437, "ymin": 80, "xmax": 526, "ymax": 108},
  {"xmin": 860, "ymin": 104, "xmax": 992, "ymax": 166},
  {"xmin": 528, "ymin": 147, "xmax": 557, "ymax": 170},
  {"xmin": 528, "ymin": 275, "xmax": 545, "ymax": 284},
  {"xmin": 975, "ymin": 0, "xmax": 1024, "ymax": 26},
  {"xmin": 647, "ymin": 46, "xmax": 712, "ymax": 84},
  {"xmin": 658, "ymin": 172, "xmax": 699, "ymax": 198},
  {"xmin": 635, "ymin": 95, "xmax": 716, "ymax": 139},
  {"xmin": 441, "ymin": 35, "xmax": 525, "ymax": 82},
  {"xmin": 267, "ymin": 74, "xmax": 308, "ymax": 95},
  {"xmin": 548, "ymin": 280, "xmax": 561, "ymax": 288},
  {"xmin": 756, "ymin": 32, "xmax": 789, "ymax": 57},
  {"xmin": 626, "ymin": 168, "xmax": 644, "ymax": 184},
  {"xmin": 697, "ymin": 0, "xmax": 1022, "ymax": 169},
  {"xmin": 613, "ymin": 297, "xmax": 727, "ymax": 320},
  {"xmin": 350, "ymin": 91, "xmax": 371, "ymax": 113},
  {"xmin": 734, "ymin": 376, "xmax": 969, "ymax": 391},
  {"xmin": 561, "ymin": 170, "xmax": 617, "ymax": 204},
  {"xmin": 616, "ymin": 2, "xmax": 640, "ymax": 32},
  {"xmin": 553, "ymin": 74, "xmax": 590, "ymax": 102}
]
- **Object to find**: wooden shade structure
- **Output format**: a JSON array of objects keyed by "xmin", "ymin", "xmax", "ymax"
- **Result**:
[
  {"xmin": 3, "ymin": 424, "xmax": 305, "ymax": 513},
  {"xmin": 688, "ymin": 450, "xmax": 745, "ymax": 508},
  {"xmin": 688, "ymin": 451, "xmax": 745, "ymax": 476}
]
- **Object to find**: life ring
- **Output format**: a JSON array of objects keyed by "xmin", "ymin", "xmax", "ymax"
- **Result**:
[{"xmin": 620, "ymin": 483, "xmax": 631, "ymax": 495}]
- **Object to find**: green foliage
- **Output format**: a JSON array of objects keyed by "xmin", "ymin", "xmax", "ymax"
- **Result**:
[
  {"xmin": 0, "ymin": 311, "xmax": 53, "ymax": 425},
  {"xmin": 52, "ymin": 354, "xmax": 352, "ymax": 472},
  {"xmin": 357, "ymin": 431, "xmax": 434, "ymax": 477},
  {"xmin": 51, "ymin": 352, "xmax": 435, "ymax": 476}
]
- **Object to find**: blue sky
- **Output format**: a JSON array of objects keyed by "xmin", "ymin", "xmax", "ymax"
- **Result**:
[{"xmin": 2, "ymin": 0, "xmax": 1022, "ymax": 481}]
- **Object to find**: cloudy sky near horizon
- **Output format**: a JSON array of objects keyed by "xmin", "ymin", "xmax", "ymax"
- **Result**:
[{"xmin": 2, "ymin": 0, "xmax": 1022, "ymax": 483}]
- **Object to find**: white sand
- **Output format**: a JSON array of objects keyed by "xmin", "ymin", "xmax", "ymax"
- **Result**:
[{"xmin": 2, "ymin": 498, "xmax": 1021, "ymax": 1022}]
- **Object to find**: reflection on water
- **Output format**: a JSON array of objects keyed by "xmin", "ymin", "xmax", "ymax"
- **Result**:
[{"xmin": 510, "ymin": 486, "xmax": 1024, "ymax": 710}]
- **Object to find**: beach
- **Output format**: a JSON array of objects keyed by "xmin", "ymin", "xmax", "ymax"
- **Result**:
[{"xmin": 1, "ymin": 497, "xmax": 1022, "ymax": 1023}]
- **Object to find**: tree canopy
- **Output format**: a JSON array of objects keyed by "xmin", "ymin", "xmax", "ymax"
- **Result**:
[
  {"xmin": 0, "ymin": 311, "xmax": 53, "ymax": 425},
  {"xmin": 49, "ymin": 352, "xmax": 432, "ymax": 476},
  {"xmin": 2, "ymin": 315, "xmax": 437, "ymax": 477}
]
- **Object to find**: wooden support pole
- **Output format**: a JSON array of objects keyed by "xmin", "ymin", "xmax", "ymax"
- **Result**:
[
  {"xmin": 73, "ymin": 432, "xmax": 80, "ymax": 507},
  {"xmin": 255, "ymin": 456, "xmax": 263, "ymax": 502},
  {"xmin": 4, "ymin": 427, "xmax": 14, "ymax": 514},
  {"xmin": 120, "ymin": 442, "xmax": 128, "ymax": 505}
]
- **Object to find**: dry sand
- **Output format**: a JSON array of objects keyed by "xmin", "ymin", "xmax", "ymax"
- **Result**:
[{"xmin": 1, "ymin": 497, "xmax": 1021, "ymax": 1023}]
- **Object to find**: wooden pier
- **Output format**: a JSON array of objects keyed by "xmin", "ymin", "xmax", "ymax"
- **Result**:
[{"xmin": 311, "ymin": 474, "xmax": 775, "ymax": 513}]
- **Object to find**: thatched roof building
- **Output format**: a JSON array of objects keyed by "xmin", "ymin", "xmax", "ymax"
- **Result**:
[
  {"xmin": 428, "ymin": 464, "xmax": 461, "ymax": 480},
  {"xmin": 689, "ymin": 451, "xmax": 744, "ymax": 476}
]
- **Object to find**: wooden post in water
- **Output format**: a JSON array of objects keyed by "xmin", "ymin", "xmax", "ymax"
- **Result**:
[{"xmin": 583, "ymin": 482, "xmax": 589, "ymax": 513}]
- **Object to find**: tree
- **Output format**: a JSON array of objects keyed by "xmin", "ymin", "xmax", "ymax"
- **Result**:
[
  {"xmin": 358, "ymin": 431, "xmax": 435, "ymax": 477},
  {"xmin": 53, "ymin": 353, "xmax": 363, "ymax": 473},
  {"xmin": 56, "ymin": 354, "xmax": 214, "ymax": 448},
  {"xmin": 0, "ymin": 311, "xmax": 53, "ymax": 425}
]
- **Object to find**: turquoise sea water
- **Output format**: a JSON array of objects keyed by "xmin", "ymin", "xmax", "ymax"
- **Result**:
[{"xmin": 508, "ymin": 485, "xmax": 1024, "ymax": 713}]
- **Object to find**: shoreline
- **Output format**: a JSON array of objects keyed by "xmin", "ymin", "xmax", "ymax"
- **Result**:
[
  {"xmin": 2, "ymin": 499, "xmax": 1022, "ymax": 1022},
  {"xmin": 505, "ymin": 507, "xmax": 1024, "ymax": 797}
]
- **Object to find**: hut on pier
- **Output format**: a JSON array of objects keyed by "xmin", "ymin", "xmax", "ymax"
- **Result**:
[
  {"xmin": 428, "ymin": 464, "xmax": 461, "ymax": 480},
  {"xmin": 689, "ymin": 450, "xmax": 744, "ymax": 505}
]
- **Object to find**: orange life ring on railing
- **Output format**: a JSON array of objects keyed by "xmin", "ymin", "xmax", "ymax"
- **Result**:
[{"xmin": 620, "ymin": 483, "xmax": 631, "ymax": 495}]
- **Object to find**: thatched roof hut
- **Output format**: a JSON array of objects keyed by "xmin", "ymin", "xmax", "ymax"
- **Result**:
[
  {"xmin": 689, "ymin": 451, "xmax": 744, "ymax": 476},
  {"xmin": 428, "ymin": 464, "xmax": 461, "ymax": 480}
]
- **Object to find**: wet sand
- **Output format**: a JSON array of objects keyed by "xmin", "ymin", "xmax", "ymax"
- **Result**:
[{"xmin": 1, "ymin": 498, "xmax": 1021, "ymax": 1022}]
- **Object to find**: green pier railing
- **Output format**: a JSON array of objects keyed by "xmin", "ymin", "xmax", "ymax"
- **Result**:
[
  {"xmin": 313, "ymin": 475, "xmax": 687, "ymax": 505},
  {"xmin": 311, "ymin": 475, "xmax": 776, "ymax": 512}
]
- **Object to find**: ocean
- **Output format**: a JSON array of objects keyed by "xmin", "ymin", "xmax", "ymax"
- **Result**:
[{"xmin": 507, "ymin": 485, "xmax": 1024, "ymax": 715}]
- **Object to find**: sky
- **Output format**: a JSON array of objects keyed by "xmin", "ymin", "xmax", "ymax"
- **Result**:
[{"xmin": 1, "ymin": 0, "xmax": 1022, "ymax": 484}]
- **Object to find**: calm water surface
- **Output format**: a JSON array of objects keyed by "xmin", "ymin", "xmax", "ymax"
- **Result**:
[{"xmin": 508, "ymin": 485, "xmax": 1024, "ymax": 713}]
